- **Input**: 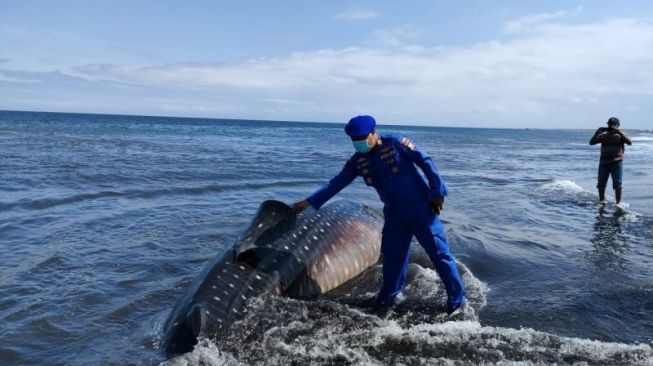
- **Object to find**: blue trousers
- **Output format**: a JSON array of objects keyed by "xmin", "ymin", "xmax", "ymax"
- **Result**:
[
  {"xmin": 597, "ymin": 160, "xmax": 623, "ymax": 190},
  {"xmin": 376, "ymin": 203, "xmax": 466, "ymax": 311}
]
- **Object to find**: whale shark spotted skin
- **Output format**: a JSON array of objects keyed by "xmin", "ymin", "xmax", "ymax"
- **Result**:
[{"xmin": 163, "ymin": 200, "xmax": 383, "ymax": 356}]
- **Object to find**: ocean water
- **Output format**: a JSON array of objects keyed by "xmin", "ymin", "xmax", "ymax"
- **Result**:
[{"xmin": 0, "ymin": 110, "xmax": 651, "ymax": 365}]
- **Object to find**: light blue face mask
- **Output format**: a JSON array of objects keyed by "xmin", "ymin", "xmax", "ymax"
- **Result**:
[{"xmin": 353, "ymin": 139, "xmax": 372, "ymax": 153}]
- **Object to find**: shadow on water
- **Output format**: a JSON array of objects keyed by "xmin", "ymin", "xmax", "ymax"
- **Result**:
[{"xmin": 589, "ymin": 206, "xmax": 630, "ymax": 266}]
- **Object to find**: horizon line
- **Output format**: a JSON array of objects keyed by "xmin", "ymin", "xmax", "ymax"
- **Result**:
[{"xmin": 0, "ymin": 108, "xmax": 647, "ymax": 132}]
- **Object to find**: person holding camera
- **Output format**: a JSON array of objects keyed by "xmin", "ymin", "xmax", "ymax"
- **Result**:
[{"xmin": 589, "ymin": 117, "xmax": 632, "ymax": 204}]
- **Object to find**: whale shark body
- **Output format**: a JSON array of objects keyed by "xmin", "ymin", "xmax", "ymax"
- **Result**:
[{"xmin": 163, "ymin": 200, "xmax": 383, "ymax": 356}]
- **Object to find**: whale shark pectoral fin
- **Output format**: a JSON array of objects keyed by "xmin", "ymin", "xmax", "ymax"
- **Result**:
[
  {"xmin": 189, "ymin": 304, "xmax": 206, "ymax": 339},
  {"xmin": 235, "ymin": 201, "xmax": 296, "ymax": 265}
]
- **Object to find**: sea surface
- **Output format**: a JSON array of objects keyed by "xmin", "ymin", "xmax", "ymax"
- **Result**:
[{"xmin": 0, "ymin": 110, "xmax": 651, "ymax": 365}]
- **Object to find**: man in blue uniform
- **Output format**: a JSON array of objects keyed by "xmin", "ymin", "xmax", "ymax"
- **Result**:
[{"xmin": 292, "ymin": 115, "xmax": 466, "ymax": 315}]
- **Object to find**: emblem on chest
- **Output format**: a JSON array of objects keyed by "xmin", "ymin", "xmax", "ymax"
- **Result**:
[
  {"xmin": 356, "ymin": 158, "xmax": 369, "ymax": 171},
  {"xmin": 380, "ymin": 147, "xmax": 397, "ymax": 160}
]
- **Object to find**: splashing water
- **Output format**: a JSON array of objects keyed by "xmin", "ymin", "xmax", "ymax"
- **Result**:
[{"xmin": 163, "ymin": 263, "xmax": 651, "ymax": 366}]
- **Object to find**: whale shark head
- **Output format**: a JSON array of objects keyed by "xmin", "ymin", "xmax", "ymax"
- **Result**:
[{"xmin": 164, "ymin": 303, "xmax": 206, "ymax": 356}]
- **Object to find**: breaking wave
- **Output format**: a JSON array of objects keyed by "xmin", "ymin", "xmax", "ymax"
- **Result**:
[
  {"xmin": 534, "ymin": 179, "xmax": 599, "ymax": 208},
  {"xmin": 539, "ymin": 179, "xmax": 586, "ymax": 195},
  {"xmin": 631, "ymin": 135, "xmax": 653, "ymax": 142},
  {"xmin": 162, "ymin": 262, "xmax": 652, "ymax": 365}
]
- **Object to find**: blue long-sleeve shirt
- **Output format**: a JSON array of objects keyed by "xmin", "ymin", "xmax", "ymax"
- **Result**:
[{"xmin": 307, "ymin": 134, "xmax": 448, "ymax": 213}]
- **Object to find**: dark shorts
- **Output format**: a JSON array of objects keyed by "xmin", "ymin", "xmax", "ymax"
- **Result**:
[{"xmin": 597, "ymin": 160, "xmax": 623, "ymax": 190}]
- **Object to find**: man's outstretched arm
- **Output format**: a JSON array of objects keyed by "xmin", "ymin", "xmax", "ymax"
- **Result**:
[{"xmin": 293, "ymin": 159, "xmax": 358, "ymax": 213}]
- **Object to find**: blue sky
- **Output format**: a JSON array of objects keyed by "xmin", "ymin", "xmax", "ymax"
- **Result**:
[{"xmin": 1, "ymin": 1, "xmax": 652, "ymax": 128}]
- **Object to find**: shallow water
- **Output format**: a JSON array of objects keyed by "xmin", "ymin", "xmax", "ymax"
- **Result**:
[{"xmin": 0, "ymin": 111, "xmax": 651, "ymax": 365}]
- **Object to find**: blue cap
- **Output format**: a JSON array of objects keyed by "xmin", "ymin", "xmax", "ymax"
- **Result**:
[{"xmin": 344, "ymin": 115, "xmax": 376, "ymax": 137}]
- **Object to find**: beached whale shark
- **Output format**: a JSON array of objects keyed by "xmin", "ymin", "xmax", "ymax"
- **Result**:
[{"xmin": 163, "ymin": 200, "xmax": 383, "ymax": 356}]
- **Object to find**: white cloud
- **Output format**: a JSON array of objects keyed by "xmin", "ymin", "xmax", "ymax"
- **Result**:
[
  {"xmin": 503, "ymin": 7, "xmax": 583, "ymax": 33},
  {"xmin": 2, "ymin": 17, "xmax": 652, "ymax": 128},
  {"xmin": 0, "ymin": 70, "xmax": 41, "ymax": 83},
  {"xmin": 333, "ymin": 7, "xmax": 379, "ymax": 21},
  {"xmin": 367, "ymin": 27, "xmax": 424, "ymax": 47}
]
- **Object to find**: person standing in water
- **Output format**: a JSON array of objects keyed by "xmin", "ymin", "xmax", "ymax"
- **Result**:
[
  {"xmin": 589, "ymin": 117, "xmax": 632, "ymax": 204},
  {"xmin": 292, "ymin": 115, "xmax": 466, "ymax": 316}
]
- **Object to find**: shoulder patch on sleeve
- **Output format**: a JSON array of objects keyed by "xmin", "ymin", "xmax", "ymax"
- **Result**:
[{"xmin": 400, "ymin": 137, "xmax": 415, "ymax": 151}]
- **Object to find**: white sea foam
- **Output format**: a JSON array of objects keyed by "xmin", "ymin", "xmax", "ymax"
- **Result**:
[
  {"xmin": 631, "ymin": 135, "xmax": 653, "ymax": 142},
  {"xmin": 160, "ymin": 260, "xmax": 652, "ymax": 365},
  {"xmin": 629, "ymin": 136, "xmax": 653, "ymax": 155},
  {"xmin": 616, "ymin": 202, "xmax": 630, "ymax": 210},
  {"xmin": 613, "ymin": 202, "xmax": 641, "ymax": 222},
  {"xmin": 539, "ymin": 179, "xmax": 586, "ymax": 194},
  {"xmin": 161, "ymin": 338, "xmax": 246, "ymax": 366},
  {"xmin": 164, "ymin": 314, "xmax": 653, "ymax": 366},
  {"xmin": 535, "ymin": 179, "xmax": 604, "ymax": 208}
]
